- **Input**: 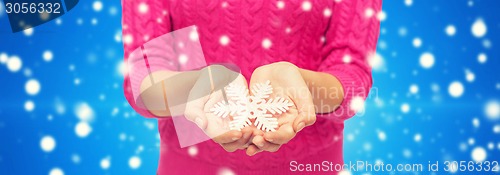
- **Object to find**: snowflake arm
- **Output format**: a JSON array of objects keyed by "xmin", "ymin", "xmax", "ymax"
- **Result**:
[
  {"xmin": 251, "ymin": 80, "xmax": 272, "ymax": 100},
  {"xmin": 225, "ymin": 83, "xmax": 249, "ymax": 101},
  {"xmin": 259, "ymin": 97, "xmax": 294, "ymax": 115},
  {"xmin": 254, "ymin": 113, "xmax": 278, "ymax": 132},
  {"xmin": 229, "ymin": 115, "xmax": 252, "ymax": 131},
  {"xmin": 209, "ymin": 101, "xmax": 239, "ymax": 118}
]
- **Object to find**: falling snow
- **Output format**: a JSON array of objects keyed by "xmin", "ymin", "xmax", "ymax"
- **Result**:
[
  {"xmin": 419, "ymin": 52, "xmax": 435, "ymax": 69},
  {"xmin": 448, "ymin": 81, "xmax": 464, "ymax": 98},
  {"xmin": 41, "ymin": 135, "xmax": 56, "ymax": 152},
  {"xmin": 471, "ymin": 19, "xmax": 487, "ymax": 38}
]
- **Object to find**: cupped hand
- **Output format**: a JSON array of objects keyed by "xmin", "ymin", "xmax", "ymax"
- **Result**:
[
  {"xmin": 184, "ymin": 65, "xmax": 255, "ymax": 152},
  {"xmin": 246, "ymin": 62, "xmax": 317, "ymax": 156}
]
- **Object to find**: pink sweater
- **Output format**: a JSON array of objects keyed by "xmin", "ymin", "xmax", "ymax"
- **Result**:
[{"xmin": 122, "ymin": 0, "xmax": 380, "ymax": 174}]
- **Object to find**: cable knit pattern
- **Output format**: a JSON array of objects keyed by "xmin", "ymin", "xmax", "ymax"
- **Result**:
[{"xmin": 122, "ymin": 0, "xmax": 381, "ymax": 174}]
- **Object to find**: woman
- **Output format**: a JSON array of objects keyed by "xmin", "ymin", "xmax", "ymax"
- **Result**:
[{"xmin": 123, "ymin": 0, "xmax": 380, "ymax": 174}]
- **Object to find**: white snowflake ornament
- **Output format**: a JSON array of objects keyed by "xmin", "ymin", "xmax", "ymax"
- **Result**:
[{"xmin": 210, "ymin": 80, "xmax": 293, "ymax": 132}]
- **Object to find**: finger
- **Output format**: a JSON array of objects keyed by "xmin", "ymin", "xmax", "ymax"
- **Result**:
[
  {"xmin": 252, "ymin": 135, "xmax": 281, "ymax": 152},
  {"xmin": 241, "ymin": 127, "xmax": 254, "ymax": 141},
  {"xmin": 263, "ymin": 124, "xmax": 296, "ymax": 145},
  {"xmin": 184, "ymin": 103, "xmax": 208, "ymax": 130},
  {"xmin": 293, "ymin": 100, "xmax": 316, "ymax": 133},
  {"xmin": 253, "ymin": 127, "xmax": 265, "ymax": 136},
  {"xmin": 212, "ymin": 130, "xmax": 242, "ymax": 144},
  {"xmin": 246, "ymin": 145, "xmax": 263, "ymax": 156},
  {"xmin": 220, "ymin": 137, "xmax": 249, "ymax": 152},
  {"xmin": 220, "ymin": 128, "xmax": 253, "ymax": 151}
]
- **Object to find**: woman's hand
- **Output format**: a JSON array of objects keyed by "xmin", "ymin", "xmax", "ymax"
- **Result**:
[
  {"xmin": 246, "ymin": 62, "xmax": 317, "ymax": 156},
  {"xmin": 184, "ymin": 65, "xmax": 254, "ymax": 152}
]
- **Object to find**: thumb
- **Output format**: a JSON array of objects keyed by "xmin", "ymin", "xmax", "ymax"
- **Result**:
[
  {"xmin": 292, "ymin": 97, "xmax": 316, "ymax": 133},
  {"xmin": 184, "ymin": 95, "xmax": 209, "ymax": 130}
]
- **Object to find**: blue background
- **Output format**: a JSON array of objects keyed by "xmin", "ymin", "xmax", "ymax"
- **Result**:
[{"xmin": 0, "ymin": 0, "xmax": 499, "ymax": 174}]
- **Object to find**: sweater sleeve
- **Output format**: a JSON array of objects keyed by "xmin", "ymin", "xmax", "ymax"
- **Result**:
[
  {"xmin": 122, "ymin": 0, "xmax": 175, "ymax": 118},
  {"xmin": 317, "ymin": 0, "xmax": 381, "ymax": 122}
]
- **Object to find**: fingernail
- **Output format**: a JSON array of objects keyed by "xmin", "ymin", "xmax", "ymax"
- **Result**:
[
  {"xmin": 195, "ymin": 118, "xmax": 203, "ymax": 128},
  {"xmin": 258, "ymin": 143, "xmax": 264, "ymax": 147},
  {"xmin": 266, "ymin": 138, "xmax": 273, "ymax": 142},
  {"xmin": 296, "ymin": 122, "xmax": 305, "ymax": 132},
  {"xmin": 232, "ymin": 137, "xmax": 238, "ymax": 141}
]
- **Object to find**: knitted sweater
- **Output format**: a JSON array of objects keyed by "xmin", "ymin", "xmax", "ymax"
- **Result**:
[{"xmin": 122, "ymin": 0, "xmax": 380, "ymax": 174}]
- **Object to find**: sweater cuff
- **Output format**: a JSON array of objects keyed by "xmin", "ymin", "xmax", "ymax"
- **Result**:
[{"xmin": 318, "ymin": 67, "xmax": 368, "ymax": 122}]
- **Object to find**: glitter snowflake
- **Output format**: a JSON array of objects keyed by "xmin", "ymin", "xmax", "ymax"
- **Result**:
[{"xmin": 210, "ymin": 80, "xmax": 293, "ymax": 132}]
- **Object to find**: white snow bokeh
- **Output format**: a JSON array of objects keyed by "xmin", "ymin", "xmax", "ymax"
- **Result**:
[
  {"xmin": 24, "ymin": 100, "xmax": 35, "ymax": 112},
  {"xmin": 377, "ymin": 11, "xmax": 387, "ymax": 21},
  {"xmin": 129, "ymin": 156, "xmax": 141, "ymax": 169},
  {"xmin": 484, "ymin": 100, "xmax": 500, "ymax": 120},
  {"xmin": 471, "ymin": 18, "xmax": 487, "ymax": 38},
  {"xmin": 471, "ymin": 147, "xmax": 487, "ymax": 162},
  {"xmin": 71, "ymin": 154, "xmax": 81, "ymax": 164},
  {"xmin": 75, "ymin": 102, "xmax": 95, "ymax": 122},
  {"xmin": 403, "ymin": 149, "xmax": 412, "ymax": 158},
  {"xmin": 75, "ymin": 121, "xmax": 92, "ymax": 138},
  {"xmin": 218, "ymin": 168, "xmax": 236, "ymax": 175},
  {"xmin": 49, "ymin": 168, "xmax": 64, "ymax": 175},
  {"xmin": 188, "ymin": 146, "xmax": 199, "ymax": 157},
  {"xmin": 398, "ymin": 27, "xmax": 407, "ymax": 36},
  {"xmin": 401, "ymin": 103, "xmax": 410, "ymax": 113},
  {"xmin": 365, "ymin": 8, "xmax": 375, "ymax": 18},
  {"xmin": 350, "ymin": 96, "xmax": 366, "ymax": 113},
  {"xmin": 301, "ymin": 1, "xmax": 312, "ymax": 11},
  {"xmin": 414, "ymin": 133, "xmax": 422, "ymax": 142},
  {"xmin": 445, "ymin": 25, "xmax": 456, "ymax": 36},
  {"xmin": 117, "ymin": 61, "xmax": 127, "ymax": 77},
  {"xmin": 178, "ymin": 54, "xmax": 188, "ymax": 65},
  {"xmin": 123, "ymin": 34, "xmax": 133, "ymax": 45},
  {"xmin": 368, "ymin": 53, "xmax": 384, "ymax": 71},
  {"xmin": 493, "ymin": 125, "xmax": 500, "ymax": 134},
  {"xmin": 91, "ymin": 18, "xmax": 98, "ymax": 25},
  {"xmin": 100, "ymin": 157, "xmax": 111, "ymax": 170},
  {"xmin": 262, "ymin": 38, "xmax": 272, "ymax": 49},
  {"xmin": 404, "ymin": 0, "xmax": 413, "ymax": 7},
  {"xmin": 219, "ymin": 35, "xmax": 230, "ymax": 46},
  {"xmin": 324, "ymin": 8, "xmax": 332, "ymax": 17},
  {"xmin": 465, "ymin": 69, "xmax": 475, "ymax": 82},
  {"xmin": 409, "ymin": 84, "xmax": 419, "ymax": 94},
  {"xmin": 114, "ymin": 30, "xmax": 122, "ymax": 43},
  {"xmin": 482, "ymin": 39, "xmax": 491, "ymax": 49},
  {"xmin": 419, "ymin": 52, "xmax": 434, "ymax": 69},
  {"xmin": 7, "ymin": 56, "xmax": 22, "ymax": 72},
  {"xmin": 138, "ymin": 2, "xmax": 149, "ymax": 14},
  {"xmin": 377, "ymin": 131, "xmax": 386, "ymax": 141},
  {"xmin": 93, "ymin": 1, "xmax": 103, "ymax": 12},
  {"xmin": 477, "ymin": 53, "xmax": 487, "ymax": 64},
  {"xmin": 0, "ymin": 53, "xmax": 8, "ymax": 64},
  {"xmin": 487, "ymin": 142, "xmax": 495, "ymax": 150},
  {"xmin": 43, "ymin": 50, "xmax": 54, "ymax": 62},
  {"xmin": 448, "ymin": 81, "xmax": 464, "ymax": 98},
  {"xmin": 277, "ymin": 1, "xmax": 285, "ymax": 9},
  {"xmin": 412, "ymin": 37, "xmax": 422, "ymax": 48},
  {"xmin": 189, "ymin": 29, "xmax": 199, "ymax": 41},
  {"xmin": 23, "ymin": 28, "xmax": 34, "ymax": 36},
  {"xmin": 472, "ymin": 118, "xmax": 480, "ymax": 128},
  {"xmin": 41, "ymin": 135, "xmax": 56, "ymax": 152},
  {"xmin": 25, "ymin": 79, "xmax": 41, "ymax": 95},
  {"xmin": 343, "ymin": 54, "xmax": 352, "ymax": 63},
  {"xmin": 468, "ymin": 138, "xmax": 475, "ymax": 145}
]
